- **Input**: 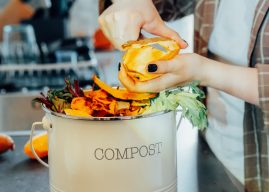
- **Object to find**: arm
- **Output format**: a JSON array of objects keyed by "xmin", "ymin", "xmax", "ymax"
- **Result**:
[
  {"xmin": 200, "ymin": 58, "xmax": 259, "ymax": 105},
  {"xmin": 119, "ymin": 53, "xmax": 260, "ymax": 106}
]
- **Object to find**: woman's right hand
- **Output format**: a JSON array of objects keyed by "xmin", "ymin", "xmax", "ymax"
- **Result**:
[{"xmin": 98, "ymin": 0, "xmax": 188, "ymax": 50}]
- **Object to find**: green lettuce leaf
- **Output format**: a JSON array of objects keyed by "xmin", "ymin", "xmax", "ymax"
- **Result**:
[{"xmin": 145, "ymin": 81, "xmax": 207, "ymax": 130}]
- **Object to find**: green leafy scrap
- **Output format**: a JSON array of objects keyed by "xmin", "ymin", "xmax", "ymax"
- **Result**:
[
  {"xmin": 146, "ymin": 82, "xmax": 207, "ymax": 130},
  {"xmin": 33, "ymin": 79, "xmax": 84, "ymax": 113}
]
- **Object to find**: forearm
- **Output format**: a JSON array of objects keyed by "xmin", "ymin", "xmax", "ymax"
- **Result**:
[{"xmin": 200, "ymin": 58, "xmax": 259, "ymax": 106}]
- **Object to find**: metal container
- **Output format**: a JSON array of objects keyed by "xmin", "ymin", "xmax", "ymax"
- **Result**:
[{"xmin": 31, "ymin": 107, "xmax": 180, "ymax": 192}]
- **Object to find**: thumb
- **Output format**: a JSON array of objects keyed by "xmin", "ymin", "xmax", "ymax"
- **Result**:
[{"xmin": 143, "ymin": 18, "xmax": 188, "ymax": 49}]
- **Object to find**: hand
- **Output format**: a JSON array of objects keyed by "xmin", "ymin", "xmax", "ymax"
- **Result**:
[
  {"xmin": 98, "ymin": 0, "xmax": 188, "ymax": 50},
  {"xmin": 119, "ymin": 53, "xmax": 206, "ymax": 92},
  {"xmin": 119, "ymin": 53, "xmax": 259, "ymax": 106}
]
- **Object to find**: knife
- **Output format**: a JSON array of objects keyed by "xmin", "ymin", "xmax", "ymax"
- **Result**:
[{"xmin": 149, "ymin": 43, "xmax": 167, "ymax": 53}]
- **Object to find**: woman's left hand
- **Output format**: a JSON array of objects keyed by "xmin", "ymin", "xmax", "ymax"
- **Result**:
[
  {"xmin": 119, "ymin": 52, "xmax": 259, "ymax": 106},
  {"xmin": 119, "ymin": 53, "xmax": 207, "ymax": 92}
]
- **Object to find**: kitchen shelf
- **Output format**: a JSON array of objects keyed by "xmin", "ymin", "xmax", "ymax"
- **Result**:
[{"xmin": 0, "ymin": 59, "xmax": 98, "ymax": 72}]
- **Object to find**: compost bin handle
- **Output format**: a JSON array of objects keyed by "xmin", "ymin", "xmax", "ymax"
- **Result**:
[
  {"xmin": 30, "ymin": 121, "xmax": 49, "ymax": 168},
  {"xmin": 176, "ymin": 110, "xmax": 183, "ymax": 130}
]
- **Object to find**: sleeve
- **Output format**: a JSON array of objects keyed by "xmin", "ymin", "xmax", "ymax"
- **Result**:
[
  {"xmin": 99, "ymin": 0, "xmax": 112, "ymax": 15},
  {"xmin": 99, "ymin": 0, "xmax": 195, "ymax": 21},
  {"xmin": 152, "ymin": 0, "xmax": 194, "ymax": 21},
  {"xmin": 256, "ymin": 64, "xmax": 269, "ymax": 131}
]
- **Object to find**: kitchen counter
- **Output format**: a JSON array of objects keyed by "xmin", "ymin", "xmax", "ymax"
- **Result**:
[
  {"xmin": 0, "ymin": 121, "xmax": 239, "ymax": 192},
  {"xmin": 0, "ymin": 134, "xmax": 49, "ymax": 192}
]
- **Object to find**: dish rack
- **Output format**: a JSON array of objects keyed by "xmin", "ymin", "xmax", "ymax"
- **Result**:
[{"xmin": 0, "ymin": 59, "xmax": 100, "ymax": 93}]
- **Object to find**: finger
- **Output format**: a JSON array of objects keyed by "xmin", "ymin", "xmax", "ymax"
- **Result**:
[
  {"xmin": 147, "ymin": 56, "xmax": 181, "ymax": 74},
  {"xmin": 119, "ymin": 64, "xmax": 182, "ymax": 93},
  {"xmin": 155, "ymin": 23, "xmax": 188, "ymax": 49},
  {"xmin": 112, "ymin": 12, "xmax": 143, "ymax": 49},
  {"xmin": 135, "ymin": 73, "xmax": 186, "ymax": 92},
  {"xmin": 103, "ymin": 14, "xmax": 125, "ymax": 49},
  {"xmin": 118, "ymin": 64, "xmax": 154, "ymax": 92},
  {"xmin": 110, "ymin": 27, "xmax": 140, "ymax": 50},
  {"xmin": 143, "ymin": 18, "xmax": 188, "ymax": 49},
  {"xmin": 99, "ymin": 12, "xmax": 142, "ymax": 50},
  {"xmin": 98, "ymin": 16, "xmax": 113, "ymax": 43},
  {"xmin": 118, "ymin": 64, "xmax": 136, "ymax": 90},
  {"xmin": 99, "ymin": 14, "xmax": 125, "ymax": 50}
]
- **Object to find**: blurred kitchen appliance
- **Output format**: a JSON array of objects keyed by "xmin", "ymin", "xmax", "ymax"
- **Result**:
[
  {"xmin": 0, "ymin": 0, "xmax": 110, "ymax": 133},
  {"xmin": 0, "ymin": 49, "xmax": 100, "ymax": 132},
  {"xmin": 0, "ymin": 21, "xmax": 100, "ymax": 122},
  {"xmin": 48, "ymin": 37, "xmax": 94, "ymax": 63},
  {"xmin": 0, "ymin": 50, "xmax": 120, "ymax": 133},
  {"xmin": 21, "ymin": 0, "xmax": 52, "ymax": 9},
  {"xmin": 2, "ymin": 24, "xmax": 40, "ymax": 64},
  {"xmin": 0, "ymin": 55, "xmax": 99, "ymax": 92},
  {"xmin": 0, "ymin": 33, "xmax": 99, "ymax": 91},
  {"xmin": 22, "ymin": 0, "xmax": 75, "ymax": 45},
  {"xmin": 24, "ymin": 18, "xmax": 68, "ymax": 45}
]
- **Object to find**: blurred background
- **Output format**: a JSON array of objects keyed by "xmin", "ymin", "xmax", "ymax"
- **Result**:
[
  {"xmin": 0, "ymin": 0, "xmax": 122, "ymax": 133},
  {"xmin": 0, "ymin": 0, "xmax": 193, "ymax": 134}
]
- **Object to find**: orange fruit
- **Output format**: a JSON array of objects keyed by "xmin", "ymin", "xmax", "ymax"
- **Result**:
[
  {"xmin": 24, "ymin": 132, "xmax": 48, "ymax": 159},
  {"xmin": 0, "ymin": 133, "xmax": 15, "ymax": 154}
]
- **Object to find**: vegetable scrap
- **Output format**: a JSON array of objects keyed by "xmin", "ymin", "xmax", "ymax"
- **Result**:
[
  {"xmin": 145, "ymin": 81, "xmax": 207, "ymax": 130},
  {"xmin": 34, "ymin": 76, "xmax": 155, "ymax": 117},
  {"xmin": 33, "ymin": 76, "xmax": 207, "ymax": 130}
]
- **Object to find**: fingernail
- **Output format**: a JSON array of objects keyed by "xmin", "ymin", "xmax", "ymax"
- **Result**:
[
  {"xmin": 183, "ymin": 39, "xmax": 189, "ymax": 46},
  {"xmin": 118, "ymin": 62, "xmax": 121, "ymax": 71},
  {"xmin": 148, "ymin": 64, "xmax": 158, "ymax": 72}
]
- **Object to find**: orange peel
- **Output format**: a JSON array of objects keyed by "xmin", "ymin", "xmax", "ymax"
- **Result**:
[
  {"xmin": 93, "ymin": 75, "xmax": 157, "ymax": 100},
  {"xmin": 122, "ymin": 37, "xmax": 180, "ymax": 82},
  {"xmin": 64, "ymin": 109, "xmax": 91, "ymax": 117}
]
